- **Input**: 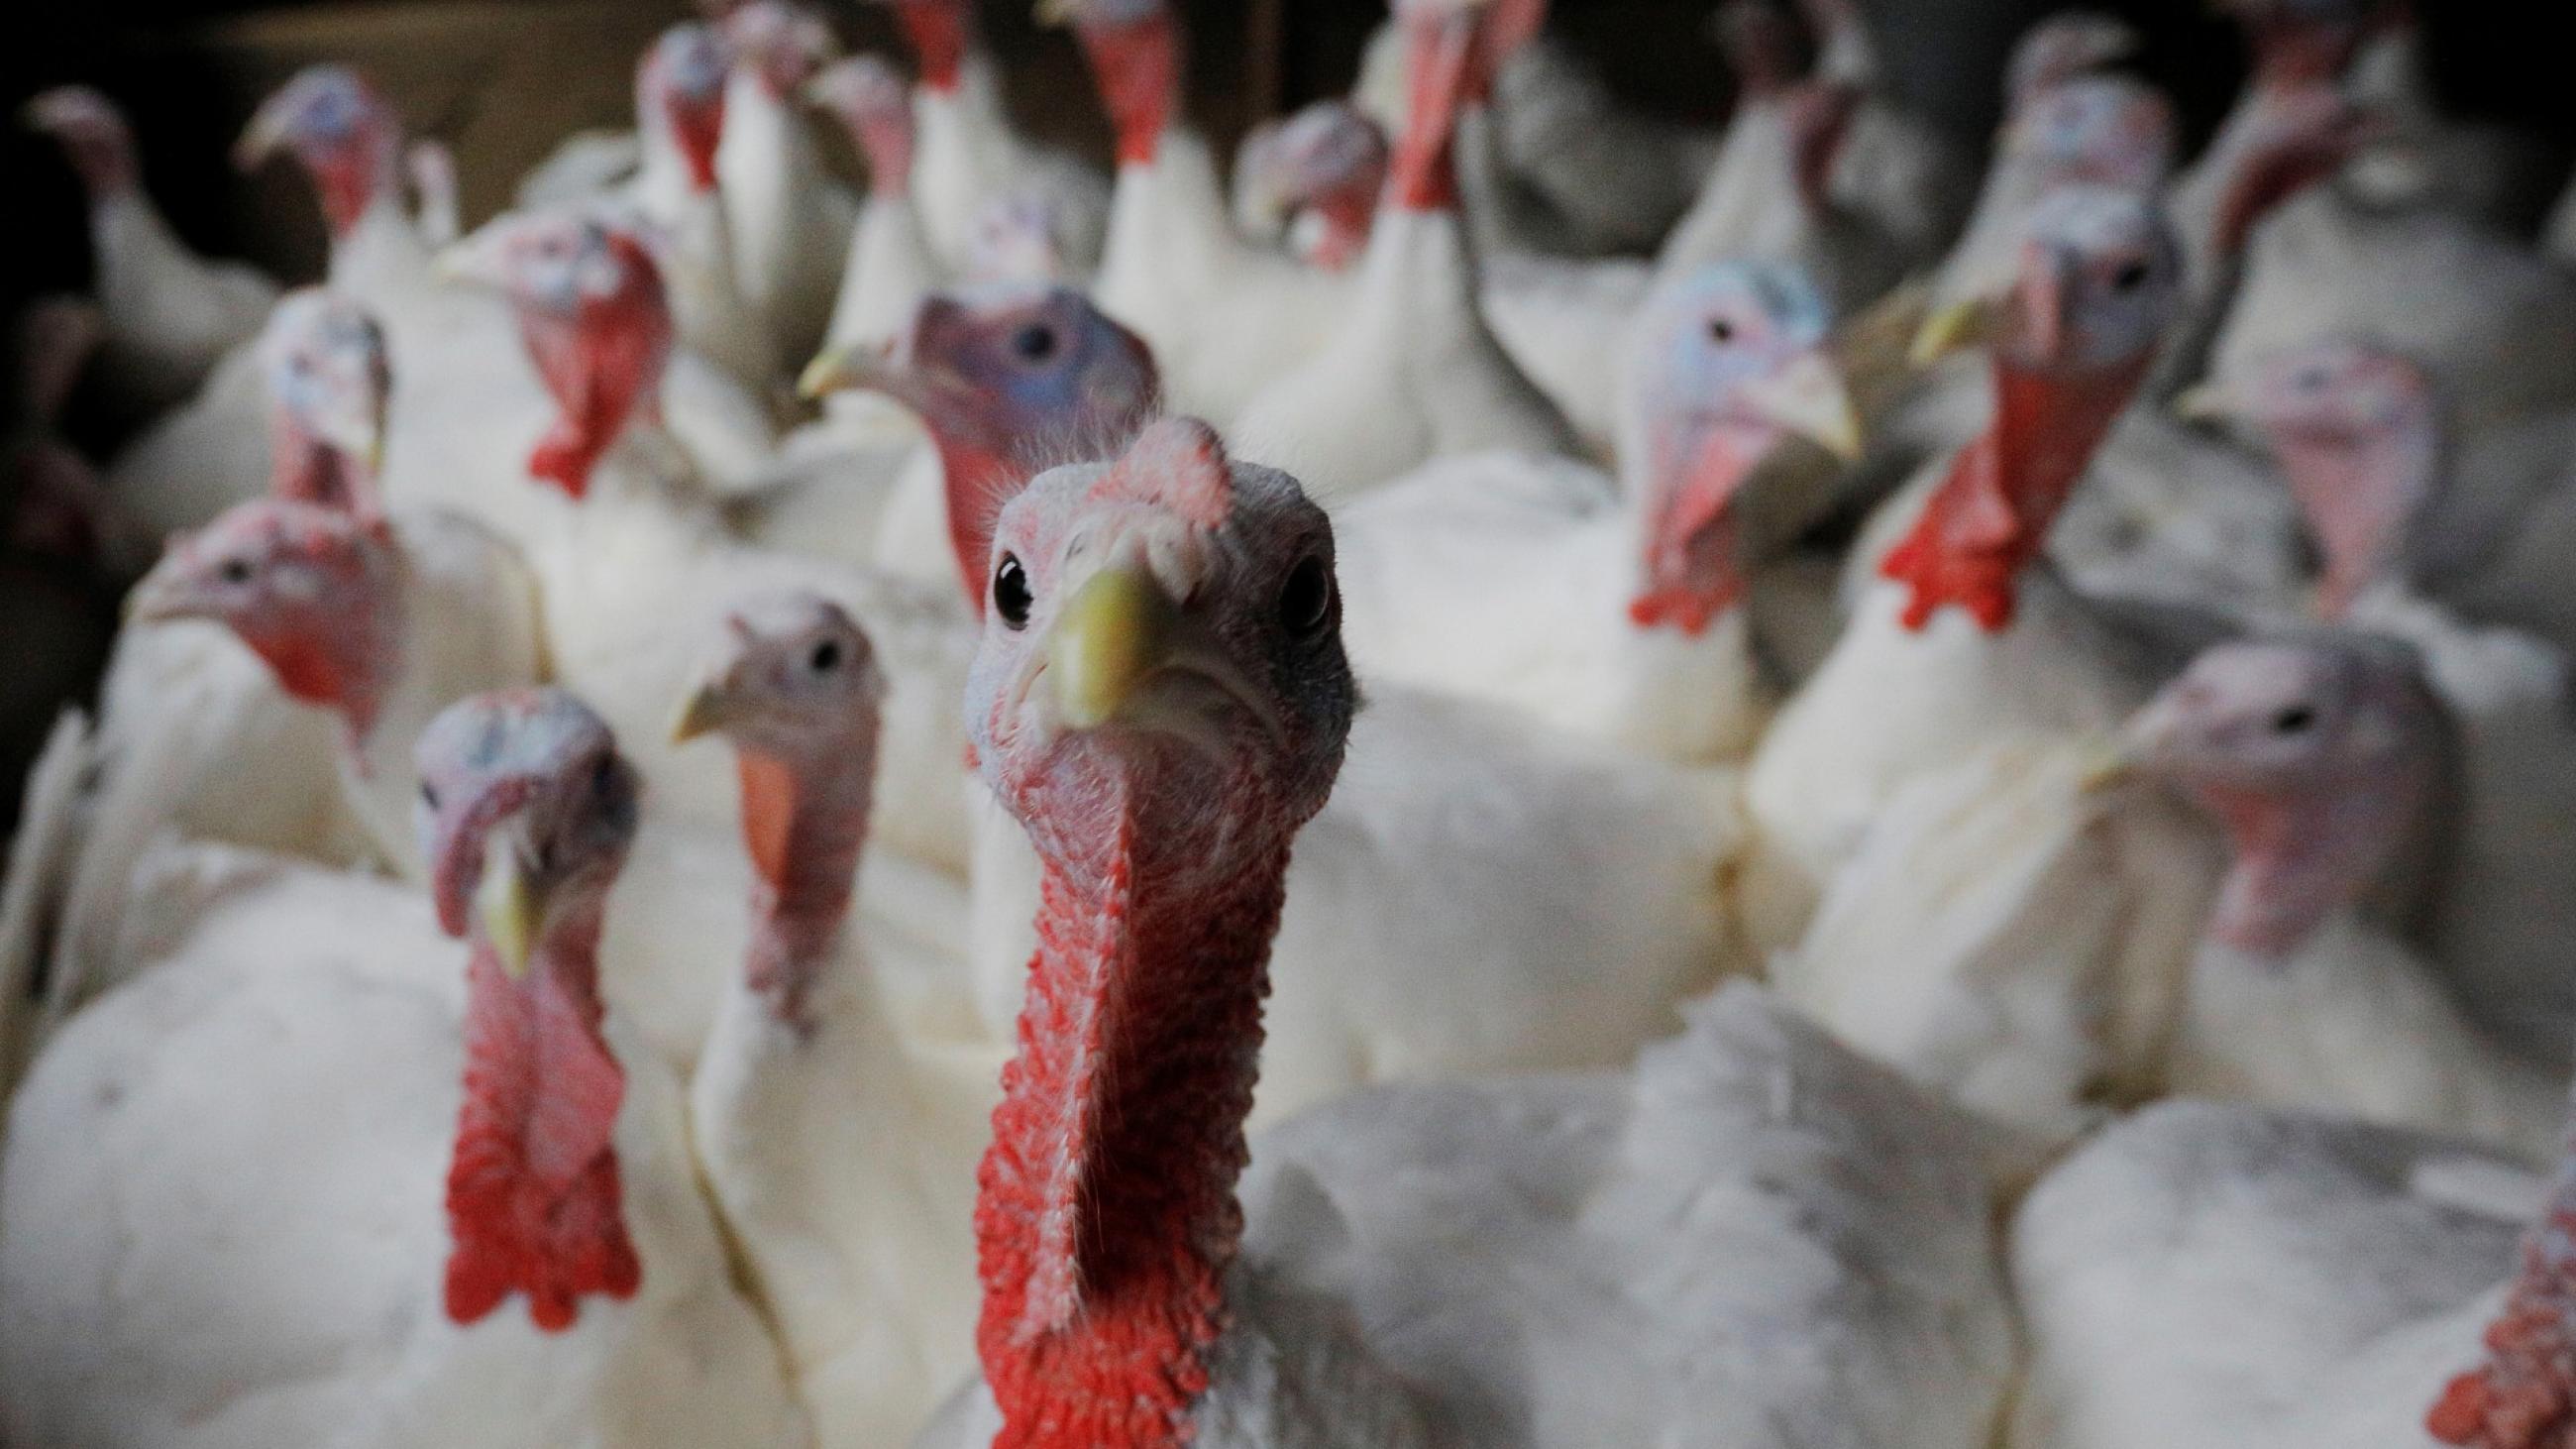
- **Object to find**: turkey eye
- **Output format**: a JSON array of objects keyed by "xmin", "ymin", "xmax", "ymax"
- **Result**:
[
  {"xmin": 810, "ymin": 639, "xmax": 842, "ymax": 673},
  {"xmin": 590, "ymin": 754, "xmax": 620, "ymax": 799},
  {"xmin": 2273, "ymin": 705, "xmax": 2316, "ymax": 734},
  {"xmin": 1011, "ymin": 324, "xmax": 1060, "ymax": 364},
  {"xmin": 1708, "ymin": 318, "xmax": 1737, "ymax": 344},
  {"xmin": 419, "ymin": 781, "xmax": 439, "ymax": 811},
  {"xmin": 219, "ymin": 559, "xmax": 254, "ymax": 584},
  {"xmin": 1280, "ymin": 556, "xmax": 1333, "ymax": 637},
  {"xmin": 994, "ymin": 554, "xmax": 1032, "ymax": 629},
  {"xmin": 2111, "ymin": 260, "xmax": 2151, "ymax": 293}
]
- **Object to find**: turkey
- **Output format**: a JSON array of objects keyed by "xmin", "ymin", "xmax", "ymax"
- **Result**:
[
  {"xmin": 0, "ymin": 691, "xmax": 810, "ymax": 1449},
  {"xmin": 713, "ymin": 1, "xmax": 856, "ymax": 369},
  {"xmin": 23, "ymin": 86, "xmax": 280, "ymax": 422},
  {"xmin": 2008, "ymin": 1087, "xmax": 2576, "ymax": 1449},
  {"xmin": 1330, "ymin": 258, "xmax": 1862, "ymax": 763},
  {"xmin": 1052, "ymin": 0, "xmax": 1356, "ymax": 427},
  {"xmin": 632, "ymin": 21, "xmax": 784, "ymax": 406},
  {"xmin": 873, "ymin": 0, "xmax": 1112, "ymax": 279},
  {"xmin": 2098, "ymin": 634, "xmax": 2565, "ymax": 1162},
  {"xmin": 914, "ymin": 417, "xmax": 2013, "ymax": 1449},
  {"xmin": 1231, "ymin": 0, "xmax": 1579, "ymax": 499},
  {"xmin": 672, "ymin": 593, "xmax": 1000, "ymax": 1447},
  {"xmin": 1743, "ymin": 183, "xmax": 2199, "ymax": 948}
]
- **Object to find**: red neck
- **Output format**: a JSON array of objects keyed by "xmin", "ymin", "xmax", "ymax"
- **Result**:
[
  {"xmin": 853, "ymin": 109, "xmax": 915, "ymax": 201},
  {"xmin": 1628, "ymin": 416, "xmax": 1767, "ymax": 635},
  {"xmin": 1077, "ymin": 13, "xmax": 1181, "ymax": 167},
  {"xmin": 2270, "ymin": 432, "xmax": 2430, "ymax": 619},
  {"xmin": 268, "ymin": 416, "xmax": 381, "ymax": 516},
  {"xmin": 308, "ymin": 129, "xmax": 394, "ymax": 242},
  {"xmin": 443, "ymin": 897, "xmax": 640, "ymax": 1331},
  {"xmin": 668, "ymin": 97, "xmax": 726, "ymax": 195},
  {"xmin": 2428, "ymin": 1112, "xmax": 2576, "ymax": 1448},
  {"xmin": 734, "ymin": 743, "xmax": 873, "ymax": 1028},
  {"xmin": 1304, "ymin": 186, "xmax": 1377, "ymax": 271},
  {"xmin": 896, "ymin": 1, "xmax": 972, "ymax": 93},
  {"xmin": 517, "ymin": 294, "xmax": 672, "ymax": 501},
  {"xmin": 926, "ymin": 430, "xmax": 1019, "ymax": 614},
  {"xmin": 235, "ymin": 568, "xmax": 399, "ymax": 753},
  {"xmin": 1391, "ymin": 14, "xmax": 1474, "ymax": 213},
  {"xmin": 1878, "ymin": 357, "xmax": 2144, "ymax": 631},
  {"xmin": 974, "ymin": 801, "xmax": 1287, "ymax": 1448},
  {"xmin": 2185, "ymin": 774, "xmax": 2409, "ymax": 957}
]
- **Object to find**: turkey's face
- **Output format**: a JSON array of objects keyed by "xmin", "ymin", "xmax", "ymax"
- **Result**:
[
  {"xmin": 2120, "ymin": 638, "xmax": 2422, "ymax": 797},
  {"xmin": 805, "ymin": 55, "xmax": 912, "ymax": 191},
  {"xmin": 237, "ymin": 66, "xmax": 396, "ymax": 236},
  {"xmin": 2232, "ymin": 340, "xmax": 2433, "ymax": 454},
  {"xmin": 24, "ymin": 86, "xmax": 137, "ymax": 197},
  {"xmin": 1234, "ymin": 100, "xmax": 1388, "ymax": 270},
  {"xmin": 723, "ymin": 1, "xmax": 838, "ymax": 101},
  {"xmin": 2004, "ymin": 77, "xmax": 2176, "ymax": 194},
  {"xmin": 966, "ymin": 419, "xmax": 1353, "ymax": 895},
  {"xmin": 640, "ymin": 23, "xmax": 731, "ymax": 191},
  {"xmin": 416, "ymin": 690, "xmax": 639, "ymax": 977},
  {"xmin": 1999, "ymin": 184, "xmax": 2183, "ymax": 375},
  {"xmin": 261, "ymin": 289, "xmax": 393, "ymax": 472},
  {"xmin": 671, "ymin": 592, "xmax": 884, "ymax": 763}
]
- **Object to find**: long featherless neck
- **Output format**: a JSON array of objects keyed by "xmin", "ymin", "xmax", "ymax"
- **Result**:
[
  {"xmin": 445, "ymin": 883, "xmax": 640, "ymax": 1331},
  {"xmin": 1878, "ymin": 354, "xmax": 2146, "ymax": 631},
  {"xmin": 734, "ymin": 736, "xmax": 876, "ymax": 1027},
  {"xmin": 2186, "ymin": 766, "xmax": 2425, "ymax": 957},
  {"xmin": 516, "ymin": 265, "xmax": 675, "ymax": 500},
  {"xmin": 975, "ymin": 782, "xmax": 1293, "ymax": 1448},
  {"xmin": 2270, "ymin": 422, "xmax": 2440, "ymax": 620},
  {"xmin": 894, "ymin": 0, "xmax": 974, "ymax": 94},
  {"xmin": 2428, "ymin": 1087, "xmax": 2576, "ymax": 1448},
  {"xmin": 1076, "ymin": 10, "xmax": 1184, "ymax": 167},
  {"xmin": 1390, "ymin": 9, "xmax": 1479, "ymax": 213}
]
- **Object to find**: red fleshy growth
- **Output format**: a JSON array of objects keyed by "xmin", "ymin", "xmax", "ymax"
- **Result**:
[
  {"xmin": 444, "ymin": 932, "xmax": 637, "ymax": 1333},
  {"xmin": 310, "ymin": 144, "xmax": 386, "ymax": 241},
  {"xmin": 893, "ymin": 0, "xmax": 970, "ymax": 93},
  {"xmin": 667, "ymin": 91, "xmax": 726, "ymax": 195},
  {"xmin": 1390, "ymin": 10, "xmax": 1474, "ymax": 213},
  {"xmin": 1878, "ymin": 360, "xmax": 2142, "ymax": 633},
  {"xmin": 2427, "ymin": 1178, "xmax": 2576, "ymax": 1448},
  {"xmin": 736, "ymin": 752, "xmax": 798, "ymax": 894},
  {"xmin": 514, "ymin": 236, "xmax": 674, "ymax": 501},
  {"xmin": 1630, "ymin": 421, "xmax": 1760, "ymax": 636},
  {"xmin": 975, "ymin": 817, "xmax": 1288, "ymax": 1448},
  {"xmin": 268, "ymin": 412, "xmax": 377, "ymax": 514},
  {"xmin": 930, "ymin": 436, "xmax": 1019, "ymax": 616},
  {"xmin": 1076, "ymin": 14, "xmax": 1181, "ymax": 168}
]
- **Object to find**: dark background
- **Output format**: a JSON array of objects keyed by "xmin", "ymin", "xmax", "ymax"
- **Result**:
[{"xmin": 6, "ymin": 0, "xmax": 2573, "ymax": 304}]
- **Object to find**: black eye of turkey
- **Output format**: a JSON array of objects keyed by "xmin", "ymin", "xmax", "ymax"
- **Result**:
[
  {"xmin": 2110, "ymin": 260, "xmax": 2151, "ymax": 293},
  {"xmin": 810, "ymin": 639, "xmax": 842, "ymax": 673},
  {"xmin": 1708, "ymin": 317, "xmax": 1736, "ymax": 345},
  {"xmin": 219, "ymin": 559, "xmax": 254, "ymax": 584},
  {"xmin": 1011, "ymin": 324, "xmax": 1060, "ymax": 364},
  {"xmin": 419, "ymin": 781, "xmax": 439, "ymax": 811},
  {"xmin": 2273, "ymin": 705, "xmax": 2316, "ymax": 734},
  {"xmin": 1281, "ymin": 556, "xmax": 1333, "ymax": 636},
  {"xmin": 994, "ymin": 554, "xmax": 1033, "ymax": 629},
  {"xmin": 591, "ymin": 754, "xmax": 620, "ymax": 799}
]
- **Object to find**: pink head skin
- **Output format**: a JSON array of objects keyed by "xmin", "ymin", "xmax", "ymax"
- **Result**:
[
  {"xmin": 23, "ymin": 87, "xmax": 139, "ymax": 202},
  {"xmin": 127, "ymin": 500, "xmax": 403, "ymax": 753},
  {"xmin": 1626, "ymin": 261, "xmax": 1863, "ymax": 634},
  {"xmin": 1054, "ymin": 0, "xmax": 1182, "ymax": 168},
  {"xmin": 2004, "ymin": 13, "xmax": 2142, "ymax": 113},
  {"xmin": 2119, "ymin": 633, "xmax": 2443, "ymax": 958},
  {"xmin": 965, "ymin": 194, "xmax": 1073, "ymax": 284},
  {"xmin": 671, "ymin": 593, "xmax": 882, "ymax": 1029},
  {"xmin": 441, "ymin": 214, "xmax": 675, "ymax": 500},
  {"xmin": 237, "ymin": 66, "xmax": 403, "ymax": 240},
  {"xmin": 258, "ymin": 288, "xmax": 392, "ymax": 515},
  {"xmin": 2204, "ymin": 82, "xmax": 2376, "ymax": 261},
  {"xmin": 876, "ymin": 0, "xmax": 974, "ymax": 93},
  {"xmin": 640, "ymin": 23, "xmax": 732, "ymax": 194},
  {"xmin": 964, "ymin": 417, "xmax": 1355, "ymax": 1447},
  {"xmin": 415, "ymin": 689, "xmax": 643, "ymax": 1333},
  {"xmin": 1234, "ymin": 100, "xmax": 1390, "ymax": 272},
  {"xmin": 1711, "ymin": 1, "xmax": 1811, "ymax": 107},
  {"xmin": 1881, "ymin": 184, "xmax": 2184, "ymax": 631},
  {"xmin": 1388, "ymin": 0, "xmax": 1494, "ymax": 212},
  {"xmin": 1782, "ymin": 80, "xmax": 1862, "ymax": 217},
  {"xmin": 2188, "ymin": 339, "xmax": 2437, "ymax": 618},
  {"xmin": 723, "ymin": 1, "xmax": 840, "ymax": 102},
  {"xmin": 801, "ymin": 283, "xmax": 1160, "ymax": 611},
  {"xmin": 806, "ymin": 55, "xmax": 913, "ymax": 199}
]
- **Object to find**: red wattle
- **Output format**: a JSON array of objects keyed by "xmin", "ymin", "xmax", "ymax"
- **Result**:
[
  {"xmin": 1391, "ymin": 16, "xmax": 1472, "ymax": 212},
  {"xmin": 974, "ymin": 816, "xmax": 1286, "ymax": 1447},
  {"xmin": 1077, "ymin": 14, "xmax": 1180, "ymax": 168},
  {"xmin": 444, "ymin": 933, "xmax": 637, "ymax": 1332},
  {"xmin": 2427, "ymin": 1175, "xmax": 2576, "ymax": 1449},
  {"xmin": 311, "ymin": 149, "xmax": 383, "ymax": 241},
  {"xmin": 1878, "ymin": 361, "xmax": 2141, "ymax": 633},
  {"xmin": 670, "ymin": 99, "xmax": 726, "ymax": 194},
  {"xmin": 895, "ymin": 1, "xmax": 969, "ymax": 93}
]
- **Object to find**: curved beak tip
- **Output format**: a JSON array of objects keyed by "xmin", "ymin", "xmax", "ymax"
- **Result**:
[
  {"xmin": 668, "ymin": 682, "xmax": 727, "ymax": 746},
  {"xmin": 795, "ymin": 347, "xmax": 858, "ymax": 400},
  {"xmin": 475, "ymin": 850, "xmax": 544, "ymax": 980},
  {"xmin": 1753, "ymin": 354, "xmax": 1866, "ymax": 464},
  {"xmin": 1047, "ymin": 566, "xmax": 1180, "ymax": 731},
  {"xmin": 2173, "ymin": 384, "xmax": 2232, "ymax": 426},
  {"xmin": 1908, "ymin": 299, "xmax": 1991, "ymax": 369}
]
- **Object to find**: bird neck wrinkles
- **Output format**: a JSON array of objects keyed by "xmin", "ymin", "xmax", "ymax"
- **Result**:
[
  {"xmin": 974, "ymin": 783, "xmax": 1288, "ymax": 1449},
  {"xmin": 737, "ymin": 741, "xmax": 875, "ymax": 1026}
]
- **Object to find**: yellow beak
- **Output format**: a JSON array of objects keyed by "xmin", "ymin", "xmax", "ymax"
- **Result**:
[
  {"xmin": 1047, "ymin": 565, "xmax": 1182, "ymax": 730},
  {"xmin": 1909, "ymin": 297, "xmax": 1994, "ymax": 368},
  {"xmin": 798, "ymin": 342, "xmax": 887, "ymax": 401},
  {"xmin": 2172, "ymin": 383, "xmax": 2233, "ymax": 425},
  {"xmin": 1744, "ymin": 352, "xmax": 1866, "ymax": 463},
  {"xmin": 475, "ymin": 843, "xmax": 546, "ymax": 980},
  {"xmin": 669, "ymin": 679, "xmax": 730, "ymax": 746}
]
